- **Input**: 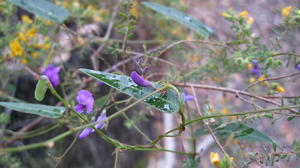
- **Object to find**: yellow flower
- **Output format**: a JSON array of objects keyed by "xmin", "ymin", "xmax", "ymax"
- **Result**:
[
  {"xmin": 77, "ymin": 36, "xmax": 85, "ymax": 45},
  {"xmin": 210, "ymin": 152, "xmax": 221, "ymax": 167},
  {"xmin": 221, "ymin": 12, "xmax": 229, "ymax": 18},
  {"xmin": 9, "ymin": 39, "xmax": 24, "ymax": 57},
  {"xmin": 275, "ymin": 85, "xmax": 285, "ymax": 93},
  {"xmin": 247, "ymin": 17, "xmax": 254, "ymax": 25},
  {"xmin": 221, "ymin": 108, "xmax": 229, "ymax": 115},
  {"xmin": 99, "ymin": 9, "xmax": 109, "ymax": 15},
  {"xmin": 42, "ymin": 44, "xmax": 51, "ymax": 50},
  {"xmin": 44, "ymin": 20, "xmax": 53, "ymax": 26},
  {"xmin": 26, "ymin": 27, "xmax": 37, "ymax": 38},
  {"xmin": 34, "ymin": 43, "xmax": 43, "ymax": 49},
  {"xmin": 239, "ymin": 10, "xmax": 249, "ymax": 19},
  {"xmin": 44, "ymin": 36, "xmax": 49, "ymax": 41},
  {"xmin": 130, "ymin": 1, "xmax": 140, "ymax": 17},
  {"xmin": 93, "ymin": 15, "xmax": 103, "ymax": 22},
  {"xmin": 21, "ymin": 58, "xmax": 28, "ymax": 64},
  {"xmin": 32, "ymin": 52, "xmax": 39, "ymax": 58},
  {"xmin": 21, "ymin": 15, "xmax": 32, "ymax": 24},
  {"xmin": 258, "ymin": 74, "xmax": 266, "ymax": 81},
  {"xmin": 18, "ymin": 32, "xmax": 28, "ymax": 42},
  {"xmin": 247, "ymin": 63, "xmax": 253, "ymax": 70},
  {"xmin": 282, "ymin": 6, "xmax": 292, "ymax": 18},
  {"xmin": 249, "ymin": 77, "xmax": 256, "ymax": 84}
]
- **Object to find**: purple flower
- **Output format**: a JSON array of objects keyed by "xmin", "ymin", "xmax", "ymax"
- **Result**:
[
  {"xmin": 79, "ymin": 113, "xmax": 107, "ymax": 139},
  {"xmin": 79, "ymin": 127, "xmax": 94, "ymax": 139},
  {"xmin": 95, "ymin": 113, "xmax": 107, "ymax": 129},
  {"xmin": 42, "ymin": 65, "xmax": 61, "ymax": 87},
  {"xmin": 295, "ymin": 64, "xmax": 300, "ymax": 71},
  {"xmin": 131, "ymin": 71, "xmax": 154, "ymax": 87},
  {"xmin": 250, "ymin": 60, "xmax": 262, "ymax": 78},
  {"xmin": 74, "ymin": 90, "xmax": 94, "ymax": 114},
  {"xmin": 183, "ymin": 92, "xmax": 194, "ymax": 101},
  {"xmin": 97, "ymin": 81, "xmax": 103, "ymax": 87}
]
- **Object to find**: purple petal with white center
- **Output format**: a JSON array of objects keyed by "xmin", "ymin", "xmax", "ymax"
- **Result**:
[
  {"xmin": 79, "ymin": 127, "xmax": 94, "ymax": 139},
  {"xmin": 130, "ymin": 71, "xmax": 153, "ymax": 87},
  {"xmin": 74, "ymin": 104, "xmax": 85, "ymax": 114}
]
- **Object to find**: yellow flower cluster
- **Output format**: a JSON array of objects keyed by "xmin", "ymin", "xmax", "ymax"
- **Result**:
[
  {"xmin": 239, "ymin": 10, "xmax": 254, "ymax": 26},
  {"xmin": 9, "ymin": 26, "xmax": 52, "ymax": 64},
  {"xmin": 130, "ymin": 0, "xmax": 140, "ymax": 17},
  {"xmin": 9, "ymin": 39, "xmax": 24, "ymax": 57},
  {"xmin": 282, "ymin": 6, "xmax": 292, "ymax": 18}
]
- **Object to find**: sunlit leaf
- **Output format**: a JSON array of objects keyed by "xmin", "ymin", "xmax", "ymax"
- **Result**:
[
  {"xmin": 0, "ymin": 102, "xmax": 65, "ymax": 118},
  {"xmin": 7, "ymin": 0, "xmax": 69, "ymax": 23},
  {"xmin": 80, "ymin": 68, "xmax": 181, "ymax": 113},
  {"xmin": 142, "ymin": 2, "xmax": 213, "ymax": 38}
]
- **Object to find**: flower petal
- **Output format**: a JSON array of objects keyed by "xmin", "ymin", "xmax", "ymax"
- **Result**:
[
  {"xmin": 79, "ymin": 127, "xmax": 94, "ymax": 139},
  {"xmin": 74, "ymin": 104, "xmax": 85, "ymax": 114},
  {"xmin": 85, "ymin": 97, "xmax": 94, "ymax": 113},
  {"xmin": 95, "ymin": 113, "xmax": 107, "ymax": 130},
  {"xmin": 130, "ymin": 71, "xmax": 153, "ymax": 87},
  {"xmin": 76, "ymin": 90, "xmax": 93, "ymax": 104},
  {"xmin": 42, "ymin": 65, "xmax": 61, "ymax": 87},
  {"xmin": 183, "ymin": 92, "xmax": 194, "ymax": 101}
]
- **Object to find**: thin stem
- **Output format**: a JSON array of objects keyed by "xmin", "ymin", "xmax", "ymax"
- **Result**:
[{"xmin": 113, "ymin": 149, "xmax": 119, "ymax": 168}]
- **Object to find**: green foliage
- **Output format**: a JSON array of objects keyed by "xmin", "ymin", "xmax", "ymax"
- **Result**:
[
  {"xmin": 0, "ymin": 102, "xmax": 65, "ymax": 118},
  {"xmin": 80, "ymin": 68, "xmax": 182, "ymax": 113},
  {"xmin": 216, "ymin": 122, "xmax": 274, "ymax": 143},
  {"xmin": 292, "ymin": 140, "xmax": 300, "ymax": 157},
  {"xmin": 7, "ymin": 0, "xmax": 69, "ymax": 23},
  {"xmin": 142, "ymin": 2, "xmax": 213, "ymax": 38},
  {"xmin": 34, "ymin": 78, "xmax": 48, "ymax": 101}
]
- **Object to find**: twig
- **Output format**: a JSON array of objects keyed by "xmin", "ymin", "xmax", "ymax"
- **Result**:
[
  {"xmin": 173, "ymin": 82, "xmax": 299, "ymax": 114},
  {"xmin": 90, "ymin": 0, "xmax": 123, "ymax": 70},
  {"xmin": 244, "ymin": 72, "xmax": 300, "ymax": 91}
]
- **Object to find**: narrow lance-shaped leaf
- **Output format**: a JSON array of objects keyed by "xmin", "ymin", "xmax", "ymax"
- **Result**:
[
  {"xmin": 7, "ymin": 0, "xmax": 69, "ymax": 23},
  {"xmin": 80, "ymin": 68, "xmax": 181, "ymax": 113},
  {"xmin": 142, "ymin": 2, "xmax": 213, "ymax": 38},
  {"xmin": 0, "ymin": 102, "xmax": 65, "ymax": 118}
]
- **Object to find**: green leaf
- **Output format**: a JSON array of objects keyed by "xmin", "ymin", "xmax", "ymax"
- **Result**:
[
  {"xmin": 142, "ymin": 2, "xmax": 213, "ymax": 38},
  {"xmin": 216, "ymin": 122, "xmax": 274, "ymax": 143},
  {"xmin": 7, "ymin": 0, "xmax": 69, "ymax": 23},
  {"xmin": 34, "ymin": 79, "xmax": 48, "ymax": 101},
  {"xmin": 292, "ymin": 141, "xmax": 300, "ymax": 157},
  {"xmin": 80, "ymin": 69, "xmax": 181, "ymax": 113},
  {"xmin": 0, "ymin": 102, "xmax": 65, "ymax": 118}
]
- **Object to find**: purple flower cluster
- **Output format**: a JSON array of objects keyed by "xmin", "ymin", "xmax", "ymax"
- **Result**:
[
  {"xmin": 74, "ymin": 90, "xmax": 94, "ymax": 114},
  {"xmin": 79, "ymin": 113, "xmax": 107, "ymax": 139},
  {"xmin": 130, "ymin": 71, "xmax": 154, "ymax": 87},
  {"xmin": 250, "ymin": 60, "xmax": 262, "ymax": 78},
  {"xmin": 42, "ymin": 65, "xmax": 61, "ymax": 87}
]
